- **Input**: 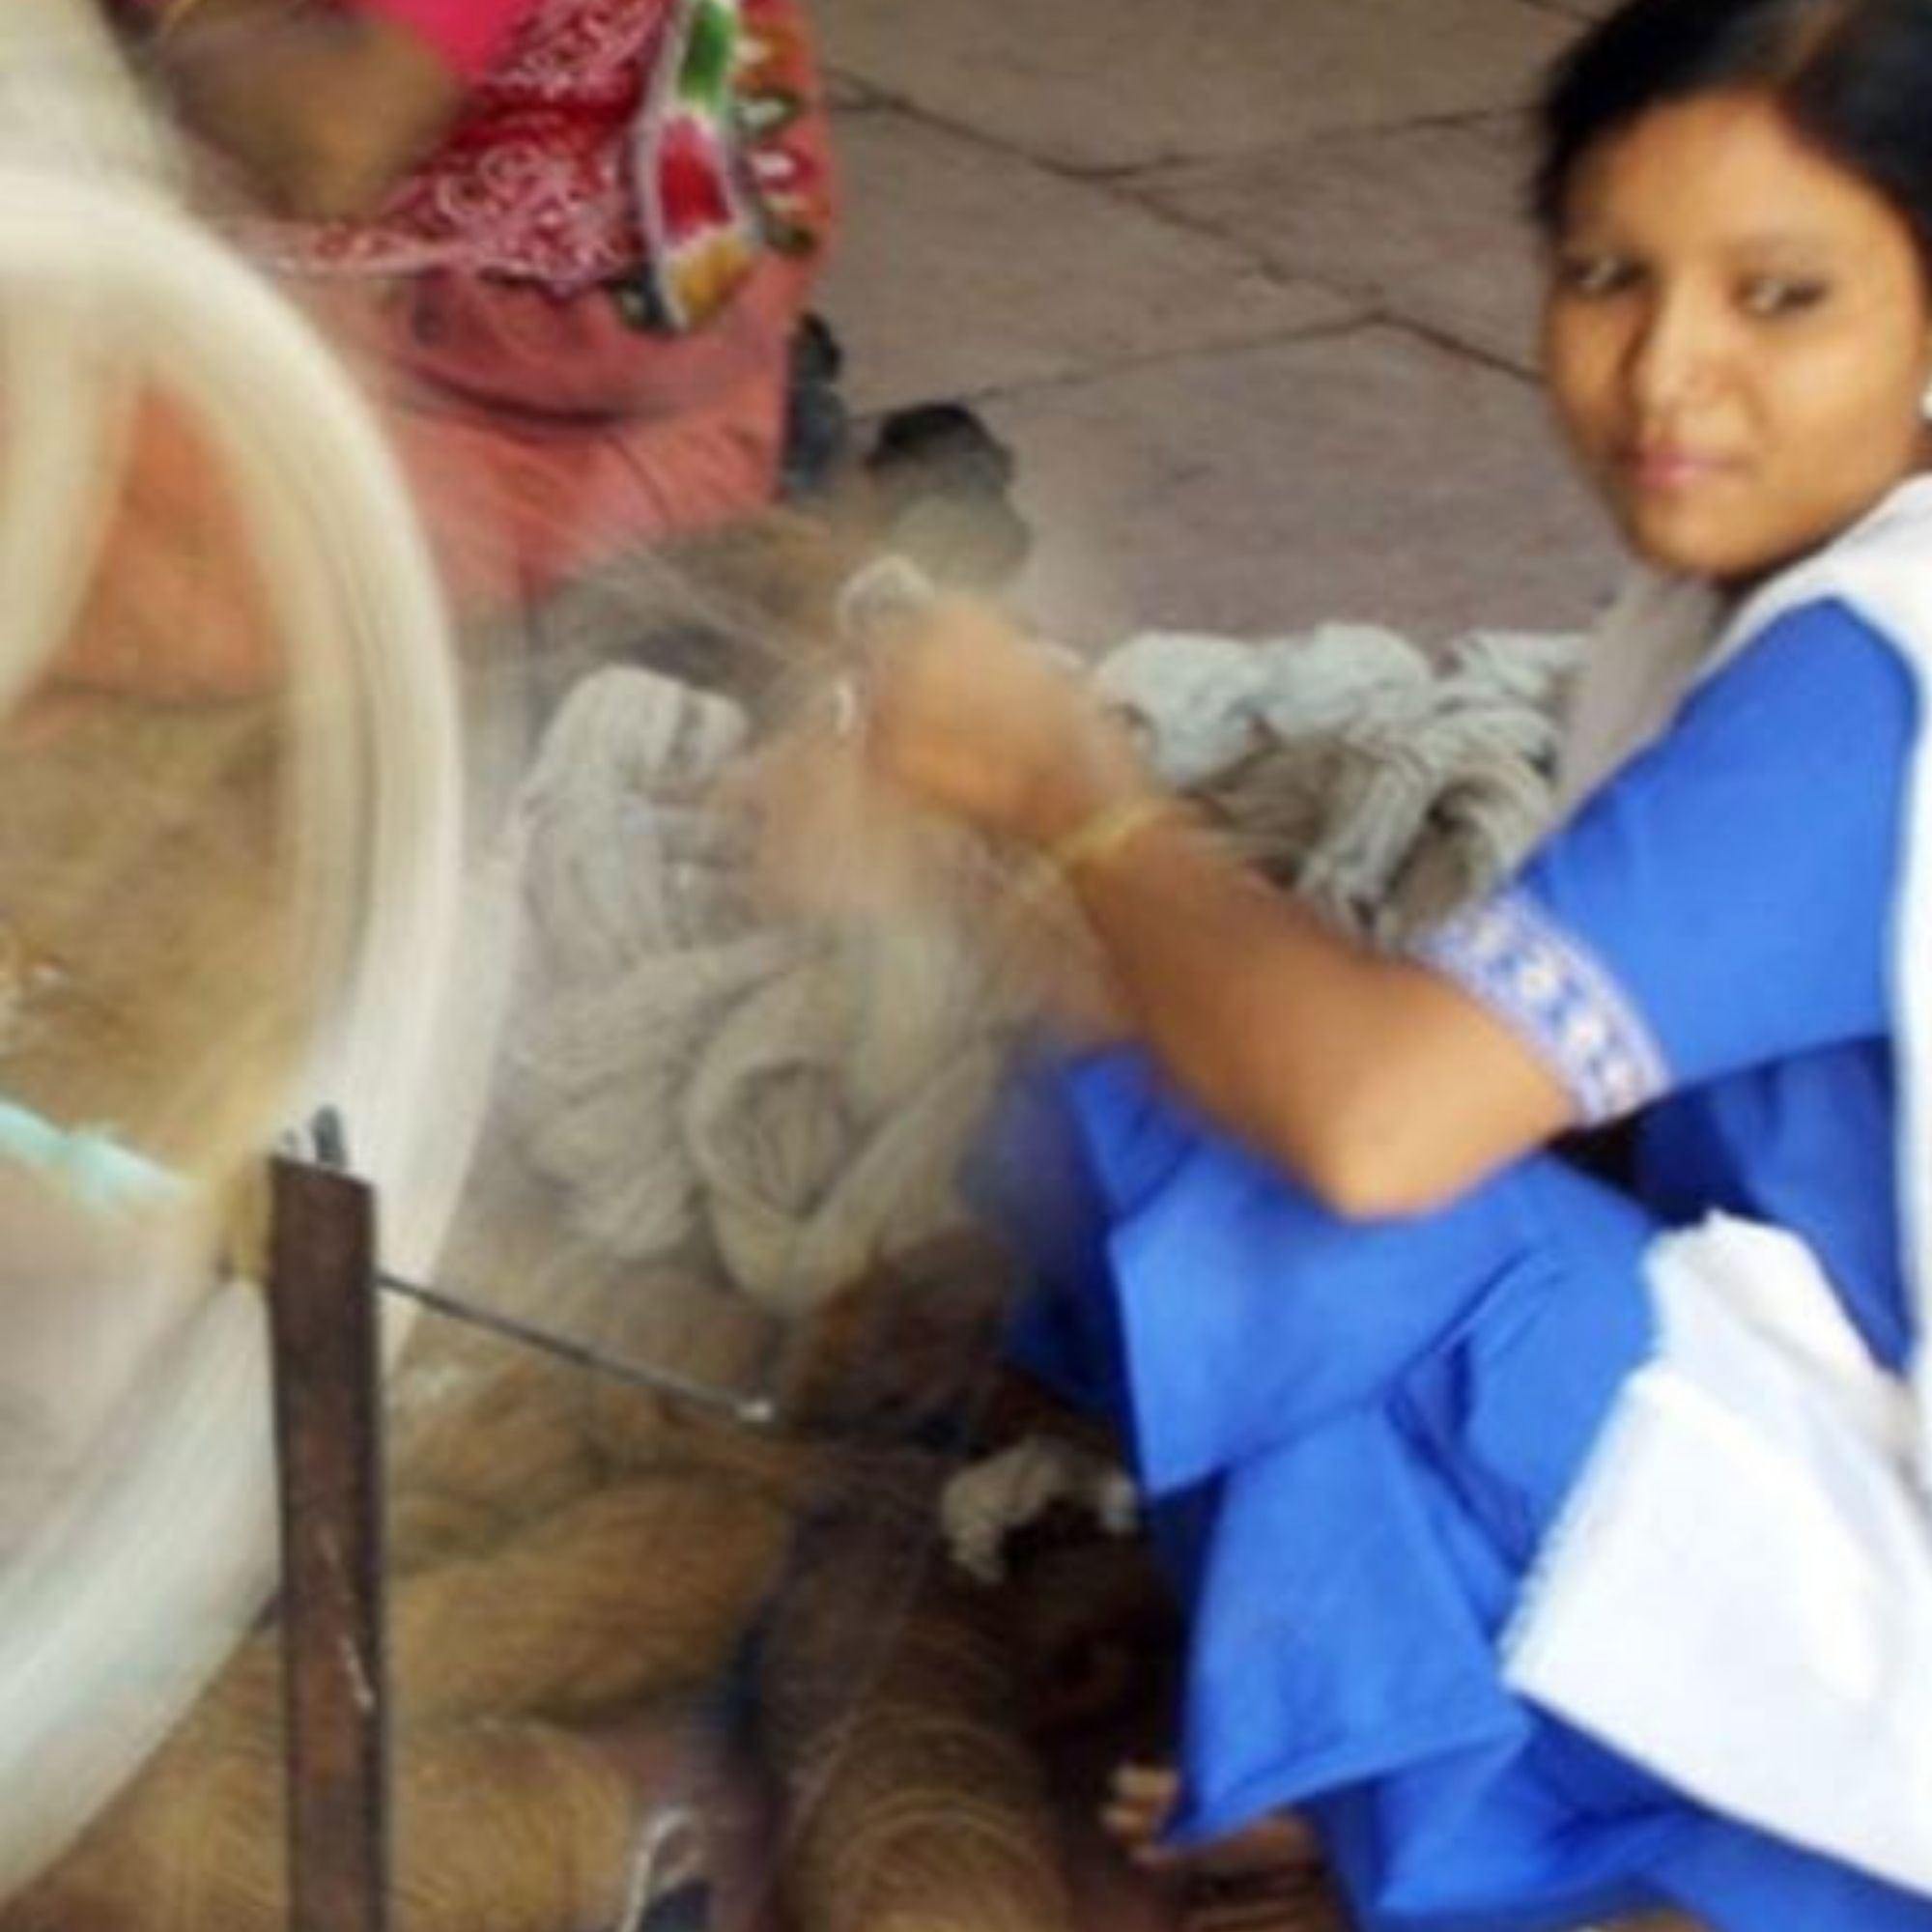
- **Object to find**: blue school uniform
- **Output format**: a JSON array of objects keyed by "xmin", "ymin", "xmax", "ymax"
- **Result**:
[{"xmin": 991, "ymin": 594, "xmax": 1932, "ymax": 1931}]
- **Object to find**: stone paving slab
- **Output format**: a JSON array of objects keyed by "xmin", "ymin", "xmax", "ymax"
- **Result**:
[
  {"xmin": 818, "ymin": 109, "xmax": 1359, "ymax": 416},
  {"xmin": 1135, "ymin": 117, "xmax": 1545, "ymax": 372},
  {"xmin": 822, "ymin": 70, "xmax": 877, "ymax": 111},
  {"xmin": 811, "ymin": 0, "xmax": 1577, "ymax": 174},
  {"xmin": 981, "ymin": 325, "xmax": 1620, "ymax": 651}
]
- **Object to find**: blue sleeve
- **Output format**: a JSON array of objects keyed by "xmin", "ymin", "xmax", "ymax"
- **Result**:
[{"xmin": 1411, "ymin": 599, "xmax": 1916, "ymax": 1121}]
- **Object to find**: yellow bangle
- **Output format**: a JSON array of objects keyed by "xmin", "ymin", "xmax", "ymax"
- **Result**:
[
  {"xmin": 1048, "ymin": 792, "xmax": 1178, "ymax": 877},
  {"xmin": 1016, "ymin": 793, "xmax": 1179, "ymax": 911}
]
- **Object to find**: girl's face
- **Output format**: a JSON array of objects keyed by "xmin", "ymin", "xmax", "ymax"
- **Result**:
[{"xmin": 1543, "ymin": 90, "xmax": 1932, "ymax": 583}]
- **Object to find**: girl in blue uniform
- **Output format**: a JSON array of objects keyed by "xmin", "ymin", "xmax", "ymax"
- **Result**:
[{"xmin": 858, "ymin": 1, "xmax": 1932, "ymax": 1926}]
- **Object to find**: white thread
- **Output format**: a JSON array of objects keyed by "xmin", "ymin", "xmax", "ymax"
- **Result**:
[{"xmin": 834, "ymin": 553, "xmax": 937, "ymax": 651}]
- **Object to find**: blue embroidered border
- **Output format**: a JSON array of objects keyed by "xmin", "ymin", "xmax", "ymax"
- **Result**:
[{"xmin": 1411, "ymin": 891, "xmax": 1667, "ymax": 1122}]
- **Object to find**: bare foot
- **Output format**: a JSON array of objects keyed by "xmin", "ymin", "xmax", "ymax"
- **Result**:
[{"xmin": 1098, "ymin": 1763, "xmax": 1322, "ymax": 1877}]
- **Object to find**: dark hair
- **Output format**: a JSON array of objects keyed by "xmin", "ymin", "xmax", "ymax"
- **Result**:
[{"xmin": 1533, "ymin": 0, "xmax": 1932, "ymax": 274}]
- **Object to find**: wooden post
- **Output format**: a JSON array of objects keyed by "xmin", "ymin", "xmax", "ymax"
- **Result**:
[{"xmin": 267, "ymin": 1155, "xmax": 390, "ymax": 1932}]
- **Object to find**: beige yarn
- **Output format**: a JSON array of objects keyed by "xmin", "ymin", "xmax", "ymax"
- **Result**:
[
  {"xmin": 5, "ymin": 1454, "xmax": 801, "ymax": 1932},
  {"xmin": 758, "ymin": 1459, "xmax": 1075, "ymax": 1932},
  {"xmin": 7, "ymin": 1710, "xmax": 643, "ymax": 1932},
  {"xmin": 1098, "ymin": 622, "xmax": 1578, "ymax": 943},
  {"xmin": 505, "ymin": 666, "xmax": 1024, "ymax": 1317}
]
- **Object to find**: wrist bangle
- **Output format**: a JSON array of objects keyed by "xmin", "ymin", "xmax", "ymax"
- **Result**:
[
  {"xmin": 1016, "ymin": 792, "xmax": 1179, "ymax": 910},
  {"xmin": 1048, "ymin": 792, "xmax": 1178, "ymax": 877}
]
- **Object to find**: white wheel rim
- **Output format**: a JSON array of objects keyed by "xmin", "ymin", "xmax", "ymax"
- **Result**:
[{"xmin": 0, "ymin": 164, "xmax": 467, "ymax": 1895}]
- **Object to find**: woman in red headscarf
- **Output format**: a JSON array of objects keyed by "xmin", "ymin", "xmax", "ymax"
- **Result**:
[{"xmin": 115, "ymin": 0, "xmax": 835, "ymax": 614}]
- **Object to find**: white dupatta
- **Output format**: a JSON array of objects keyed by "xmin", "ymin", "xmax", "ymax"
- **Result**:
[{"xmin": 1502, "ymin": 475, "xmax": 1932, "ymax": 1894}]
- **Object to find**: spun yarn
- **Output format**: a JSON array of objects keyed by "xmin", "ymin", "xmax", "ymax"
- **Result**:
[
  {"xmin": 503, "ymin": 619, "xmax": 1574, "ymax": 1323},
  {"xmin": 758, "ymin": 1463, "xmax": 1074, "ymax": 1932}
]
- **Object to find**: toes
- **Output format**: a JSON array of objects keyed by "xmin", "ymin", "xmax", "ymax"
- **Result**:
[
  {"xmin": 1098, "ymin": 1798, "xmax": 1167, "ymax": 1849},
  {"xmin": 1110, "ymin": 1762, "xmax": 1180, "ymax": 1806},
  {"xmin": 1100, "ymin": 1761, "xmax": 1185, "ymax": 1866}
]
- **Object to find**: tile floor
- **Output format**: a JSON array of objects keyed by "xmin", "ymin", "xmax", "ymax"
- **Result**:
[{"xmin": 813, "ymin": 0, "xmax": 1630, "ymax": 651}]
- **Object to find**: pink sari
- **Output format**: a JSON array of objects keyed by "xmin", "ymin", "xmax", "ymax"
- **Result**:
[
  {"xmin": 156, "ymin": 0, "xmax": 837, "ymax": 613},
  {"xmin": 320, "ymin": 213, "xmax": 828, "ymax": 613}
]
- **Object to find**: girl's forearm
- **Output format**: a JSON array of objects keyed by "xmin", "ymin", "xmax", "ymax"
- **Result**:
[
  {"xmin": 857, "ymin": 599, "xmax": 1574, "ymax": 1209},
  {"xmin": 1045, "ymin": 785, "xmax": 1572, "ymax": 1217}
]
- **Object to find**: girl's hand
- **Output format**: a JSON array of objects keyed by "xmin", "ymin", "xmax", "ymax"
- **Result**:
[{"xmin": 863, "ymin": 597, "xmax": 1151, "ymax": 848}]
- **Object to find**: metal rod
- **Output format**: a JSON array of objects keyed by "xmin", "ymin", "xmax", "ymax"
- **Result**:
[
  {"xmin": 269, "ymin": 1156, "xmax": 390, "ymax": 1932},
  {"xmin": 375, "ymin": 1268, "xmax": 778, "ymax": 1429},
  {"xmin": 311, "ymin": 1103, "xmax": 777, "ymax": 1429}
]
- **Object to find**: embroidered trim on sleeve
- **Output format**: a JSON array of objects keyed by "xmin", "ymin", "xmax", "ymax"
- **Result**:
[{"xmin": 1411, "ymin": 891, "xmax": 1667, "ymax": 1122}]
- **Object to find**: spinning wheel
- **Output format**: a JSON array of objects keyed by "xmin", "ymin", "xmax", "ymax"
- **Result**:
[{"xmin": 0, "ymin": 79, "xmax": 480, "ymax": 1901}]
